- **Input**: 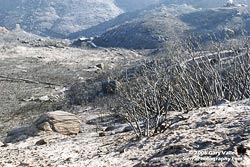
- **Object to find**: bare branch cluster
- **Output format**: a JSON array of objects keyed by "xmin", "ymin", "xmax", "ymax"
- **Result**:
[{"xmin": 110, "ymin": 46, "xmax": 250, "ymax": 138}]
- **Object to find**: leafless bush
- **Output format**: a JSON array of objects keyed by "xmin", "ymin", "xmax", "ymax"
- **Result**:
[{"xmin": 109, "ymin": 45, "xmax": 250, "ymax": 138}]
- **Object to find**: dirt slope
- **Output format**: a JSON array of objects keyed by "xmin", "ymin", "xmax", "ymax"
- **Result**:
[
  {"xmin": 0, "ymin": 100, "xmax": 249, "ymax": 167},
  {"xmin": 0, "ymin": 34, "xmax": 143, "ymax": 140}
]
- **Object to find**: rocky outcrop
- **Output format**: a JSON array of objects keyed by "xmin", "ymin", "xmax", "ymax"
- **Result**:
[{"xmin": 5, "ymin": 111, "xmax": 81, "ymax": 143}]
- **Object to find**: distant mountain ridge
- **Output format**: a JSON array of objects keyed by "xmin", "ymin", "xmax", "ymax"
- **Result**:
[
  {"xmin": 91, "ymin": 4, "xmax": 196, "ymax": 49},
  {"xmin": 68, "ymin": 0, "xmax": 250, "ymax": 39},
  {"xmin": 1, "ymin": 0, "xmax": 250, "ymax": 40},
  {"xmin": 0, "ymin": 0, "xmax": 162, "ymax": 38},
  {"xmin": 0, "ymin": 0, "xmax": 122, "ymax": 38},
  {"xmin": 91, "ymin": 5, "xmax": 250, "ymax": 49},
  {"xmin": 160, "ymin": 0, "xmax": 249, "ymax": 8}
]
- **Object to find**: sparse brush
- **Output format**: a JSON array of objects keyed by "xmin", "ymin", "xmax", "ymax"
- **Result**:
[{"xmin": 107, "ymin": 42, "xmax": 250, "ymax": 138}]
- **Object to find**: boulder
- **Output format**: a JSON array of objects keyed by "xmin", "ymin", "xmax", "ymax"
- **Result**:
[
  {"xmin": 34, "ymin": 111, "xmax": 81, "ymax": 135},
  {"xmin": 5, "ymin": 111, "xmax": 81, "ymax": 143}
]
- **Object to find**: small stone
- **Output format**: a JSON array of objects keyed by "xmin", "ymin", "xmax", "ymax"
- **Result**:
[
  {"xmin": 2, "ymin": 142, "xmax": 11, "ymax": 147},
  {"xmin": 237, "ymin": 144, "xmax": 247, "ymax": 155},
  {"xmin": 37, "ymin": 122, "xmax": 52, "ymax": 131},
  {"xmin": 119, "ymin": 148, "xmax": 128, "ymax": 153},
  {"xmin": 35, "ymin": 139, "xmax": 49, "ymax": 146},
  {"xmin": 96, "ymin": 63, "xmax": 104, "ymax": 70},
  {"xmin": 19, "ymin": 162, "xmax": 31, "ymax": 167},
  {"xmin": 0, "ymin": 142, "xmax": 4, "ymax": 147},
  {"xmin": 64, "ymin": 157, "xmax": 72, "ymax": 162},
  {"xmin": 99, "ymin": 132, "xmax": 106, "ymax": 137},
  {"xmin": 212, "ymin": 98, "xmax": 229, "ymax": 106},
  {"xmin": 39, "ymin": 95, "xmax": 50, "ymax": 102}
]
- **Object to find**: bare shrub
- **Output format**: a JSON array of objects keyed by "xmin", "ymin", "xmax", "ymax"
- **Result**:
[{"xmin": 109, "ymin": 45, "xmax": 250, "ymax": 138}]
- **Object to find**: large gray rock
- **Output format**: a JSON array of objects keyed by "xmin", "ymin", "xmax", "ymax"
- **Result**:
[
  {"xmin": 34, "ymin": 111, "xmax": 81, "ymax": 135},
  {"xmin": 5, "ymin": 111, "xmax": 81, "ymax": 143}
]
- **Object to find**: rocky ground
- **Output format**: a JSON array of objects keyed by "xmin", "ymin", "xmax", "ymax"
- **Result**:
[
  {"xmin": 0, "ymin": 30, "xmax": 249, "ymax": 167},
  {"xmin": 0, "ymin": 35, "xmax": 144, "ymax": 140},
  {"xmin": 0, "ymin": 100, "xmax": 249, "ymax": 167}
]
